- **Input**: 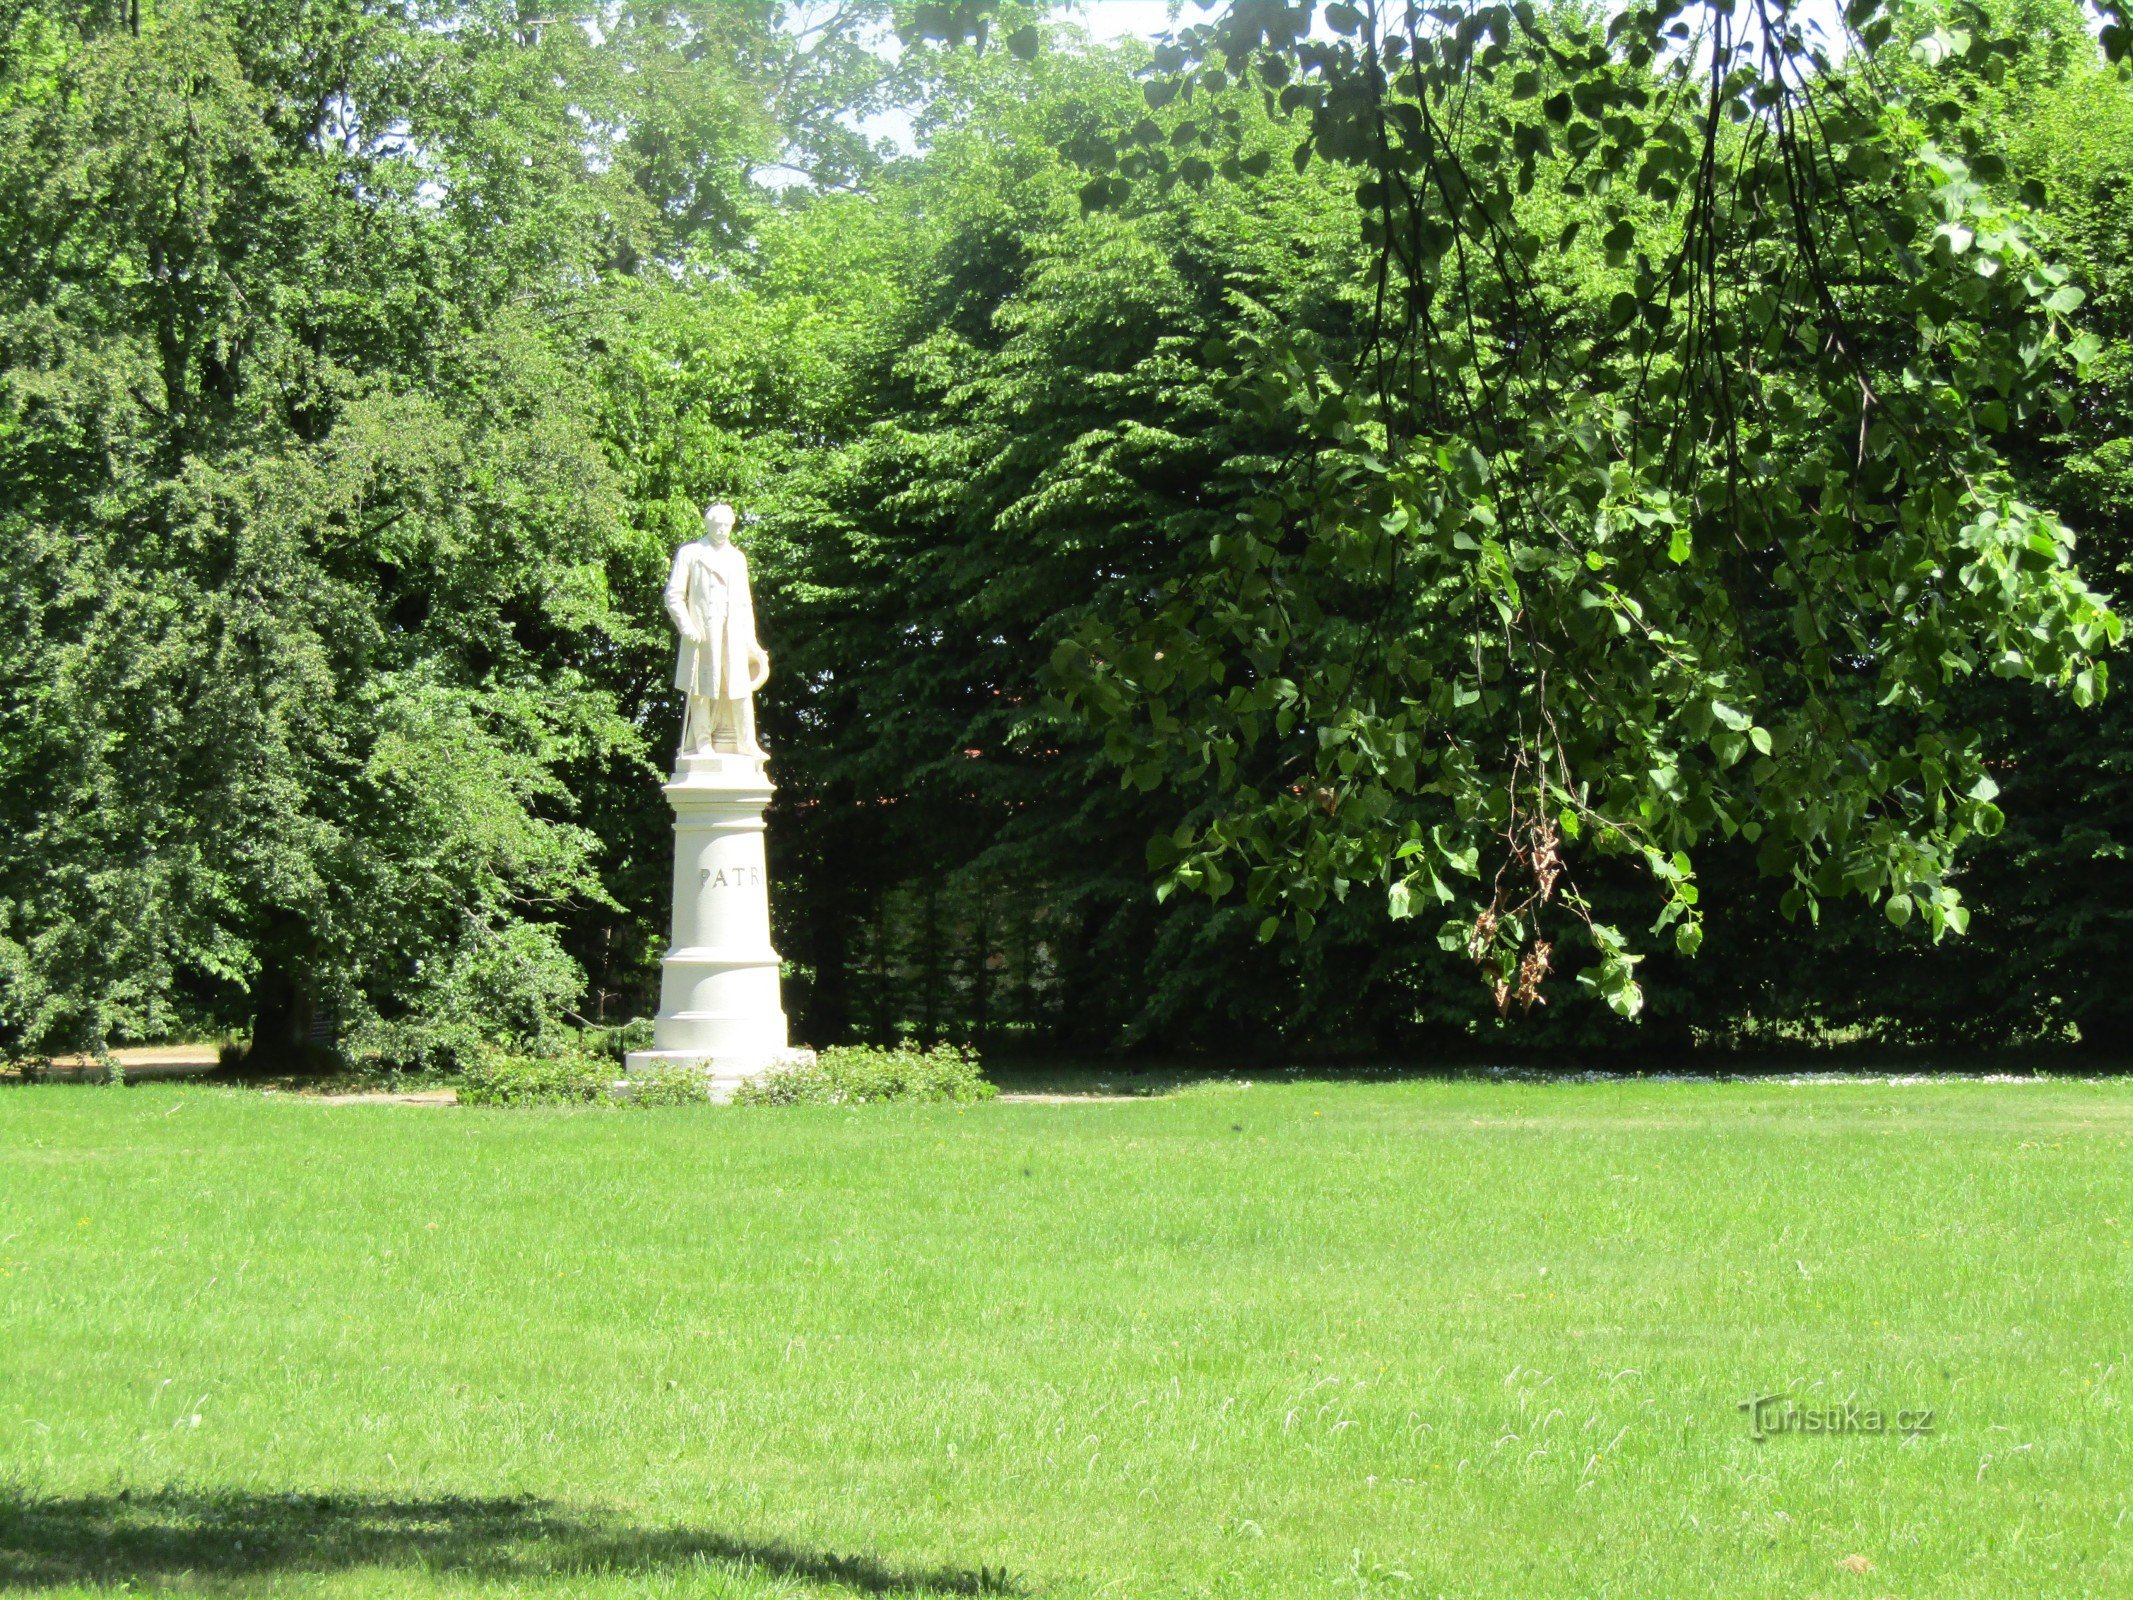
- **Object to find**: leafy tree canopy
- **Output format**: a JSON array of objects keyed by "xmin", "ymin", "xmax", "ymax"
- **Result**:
[
  {"xmin": 6, "ymin": 0, "xmax": 2133, "ymax": 1060},
  {"xmin": 0, "ymin": 0, "xmax": 896, "ymax": 1059},
  {"xmin": 1020, "ymin": 0, "xmax": 2125, "ymax": 1018}
]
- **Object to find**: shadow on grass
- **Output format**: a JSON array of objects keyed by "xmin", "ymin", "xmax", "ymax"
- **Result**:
[
  {"xmin": 0, "ymin": 1489, "xmax": 1022, "ymax": 1595},
  {"xmin": 979, "ymin": 1041, "xmax": 2133, "ymax": 1098}
]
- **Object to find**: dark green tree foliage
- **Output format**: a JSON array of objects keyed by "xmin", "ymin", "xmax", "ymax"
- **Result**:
[
  {"xmin": 10, "ymin": 0, "xmax": 2133, "ymax": 1061},
  {"xmin": 1667, "ymin": 0, "xmax": 2133, "ymax": 1048},
  {"xmin": 1041, "ymin": 0, "xmax": 2121, "ymax": 1021},
  {"xmin": 0, "ymin": 1, "xmax": 886, "ymax": 1060},
  {"xmin": 1956, "ymin": 1, "xmax": 2133, "ymax": 1047},
  {"xmin": 757, "ymin": 30, "xmax": 1472, "ymax": 1051}
]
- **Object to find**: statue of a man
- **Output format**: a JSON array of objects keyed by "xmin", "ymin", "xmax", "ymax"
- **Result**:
[{"xmin": 666, "ymin": 501, "xmax": 770, "ymax": 759}]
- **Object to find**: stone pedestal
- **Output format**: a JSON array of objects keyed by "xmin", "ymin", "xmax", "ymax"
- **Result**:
[{"xmin": 625, "ymin": 752, "xmax": 811, "ymax": 1100}]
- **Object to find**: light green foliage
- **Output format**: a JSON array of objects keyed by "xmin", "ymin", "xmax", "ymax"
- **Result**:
[
  {"xmin": 455, "ymin": 1048, "xmax": 617, "ymax": 1107},
  {"xmin": 0, "ymin": 3, "xmax": 633, "ymax": 1056},
  {"xmin": 726, "ymin": 2, "xmax": 2133, "ymax": 1048},
  {"xmin": 626, "ymin": 1061, "xmax": 718, "ymax": 1106},
  {"xmin": 1663, "ymin": 0, "xmax": 2133, "ymax": 1051},
  {"xmin": 1, "ymin": 1078, "xmax": 2127, "ymax": 1594},
  {"xmin": 457, "ymin": 1047, "xmax": 711, "ymax": 1106},
  {"xmin": 732, "ymin": 1041, "xmax": 996, "ymax": 1105},
  {"xmin": 346, "ymin": 922, "xmax": 592, "ymax": 1075}
]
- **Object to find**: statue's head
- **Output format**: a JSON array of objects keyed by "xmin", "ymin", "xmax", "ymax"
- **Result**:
[{"xmin": 703, "ymin": 501, "xmax": 737, "ymax": 545}]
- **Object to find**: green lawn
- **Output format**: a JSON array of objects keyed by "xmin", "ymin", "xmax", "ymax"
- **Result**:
[{"xmin": 1, "ymin": 1077, "xmax": 2128, "ymax": 1598}]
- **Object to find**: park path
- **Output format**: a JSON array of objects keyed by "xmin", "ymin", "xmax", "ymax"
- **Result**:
[{"xmin": 37, "ymin": 1045, "xmax": 220, "ymax": 1082}]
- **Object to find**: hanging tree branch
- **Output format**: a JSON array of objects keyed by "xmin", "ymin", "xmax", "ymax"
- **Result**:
[{"xmin": 943, "ymin": 0, "xmax": 2122, "ymax": 1016}]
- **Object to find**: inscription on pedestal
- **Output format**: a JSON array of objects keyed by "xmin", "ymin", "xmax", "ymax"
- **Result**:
[{"xmin": 699, "ymin": 864, "xmax": 766, "ymax": 890}]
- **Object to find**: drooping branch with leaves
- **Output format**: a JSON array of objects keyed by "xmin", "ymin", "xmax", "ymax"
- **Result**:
[{"xmin": 961, "ymin": 0, "xmax": 2133, "ymax": 1017}]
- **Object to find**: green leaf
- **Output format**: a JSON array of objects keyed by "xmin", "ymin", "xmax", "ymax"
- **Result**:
[{"xmin": 1078, "ymin": 176, "xmax": 1121, "ymax": 213}]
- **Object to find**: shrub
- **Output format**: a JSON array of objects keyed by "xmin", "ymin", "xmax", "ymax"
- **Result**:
[
  {"xmin": 343, "ymin": 922, "xmax": 589, "ymax": 1076},
  {"xmin": 456, "ymin": 1044, "xmax": 716, "ymax": 1107},
  {"xmin": 571, "ymin": 1017, "xmax": 655, "ymax": 1063},
  {"xmin": 457, "ymin": 1049, "xmax": 615, "ymax": 1107},
  {"xmin": 733, "ymin": 1043, "xmax": 995, "ymax": 1107},
  {"xmin": 456, "ymin": 1038, "xmax": 992, "ymax": 1109},
  {"xmin": 627, "ymin": 1062, "xmax": 714, "ymax": 1106}
]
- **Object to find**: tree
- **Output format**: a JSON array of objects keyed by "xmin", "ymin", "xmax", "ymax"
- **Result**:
[
  {"xmin": 0, "ymin": 1, "xmax": 894, "ymax": 1061},
  {"xmin": 1042, "ymin": 0, "xmax": 2122, "ymax": 1020}
]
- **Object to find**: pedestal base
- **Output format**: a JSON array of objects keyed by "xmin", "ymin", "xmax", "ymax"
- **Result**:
[
  {"xmin": 623, "ymin": 1047, "xmax": 816, "ymax": 1103},
  {"xmin": 639, "ymin": 754, "xmax": 801, "ymax": 1095}
]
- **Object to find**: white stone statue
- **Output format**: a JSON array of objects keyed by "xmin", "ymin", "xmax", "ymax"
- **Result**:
[
  {"xmin": 666, "ymin": 501, "xmax": 770, "ymax": 760},
  {"xmin": 628, "ymin": 498, "xmax": 808, "ymax": 1098}
]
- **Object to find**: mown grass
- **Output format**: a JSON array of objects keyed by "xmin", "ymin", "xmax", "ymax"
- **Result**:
[{"xmin": 0, "ymin": 1076, "xmax": 2127, "ymax": 1597}]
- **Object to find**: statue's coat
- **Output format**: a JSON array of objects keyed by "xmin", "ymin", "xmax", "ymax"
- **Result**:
[{"xmin": 666, "ymin": 539, "xmax": 758, "ymax": 702}]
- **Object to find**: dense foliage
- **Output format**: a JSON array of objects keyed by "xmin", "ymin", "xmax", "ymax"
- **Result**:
[
  {"xmin": 1049, "ymin": 0, "xmax": 2122, "ymax": 1025},
  {"xmin": 730, "ymin": 1042, "xmax": 995, "ymax": 1104},
  {"xmin": 0, "ymin": 0, "xmax": 891, "ymax": 1062},
  {"xmin": 4, "ymin": 0, "xmax": 2132, "ymax": 1063}
]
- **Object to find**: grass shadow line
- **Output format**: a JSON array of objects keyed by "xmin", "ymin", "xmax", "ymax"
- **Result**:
[{"xmin": 0, "ymin": 1488, "xmax": 1022, "ymax": 1596}]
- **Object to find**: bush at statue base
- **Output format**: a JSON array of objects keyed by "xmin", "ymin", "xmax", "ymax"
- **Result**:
[
  {"xmin": 733, "ymin": 1043, "xmax": 994, "ymax": 1107},
  {"xmin": 457, "ymin": 1051, "xmax": 615, "ymax": 1107}
]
